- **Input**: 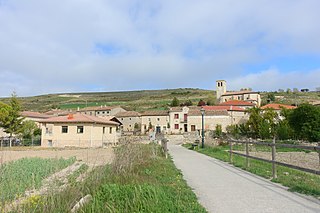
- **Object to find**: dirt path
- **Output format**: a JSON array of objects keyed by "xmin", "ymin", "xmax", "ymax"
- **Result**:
[{"xmin": 0, "ymin": 148, "xmax": 114, "ymax": 166}]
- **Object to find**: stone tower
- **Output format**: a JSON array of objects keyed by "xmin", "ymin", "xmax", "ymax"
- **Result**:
[{"xmin": 216, "ymin": 80, "xmax": 226, "ymax": 102}]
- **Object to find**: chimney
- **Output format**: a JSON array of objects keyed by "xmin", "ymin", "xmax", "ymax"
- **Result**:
[{"xmin": 68, "ymin": 114, "xmax": 74, "ymax": 120}]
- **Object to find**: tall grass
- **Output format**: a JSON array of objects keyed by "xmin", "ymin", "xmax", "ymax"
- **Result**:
[
  {"xmin": 0, "ymin": 157, "xmax": 75, "ymax": 204},
  {"xmin": 18, "ymin": 144, "xmax": 206, "ymax": 212}
]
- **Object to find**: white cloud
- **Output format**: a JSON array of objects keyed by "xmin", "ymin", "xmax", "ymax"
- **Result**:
[{"xmin": 0, "ymin": 0, "xmax": 320, "ymax": 96}]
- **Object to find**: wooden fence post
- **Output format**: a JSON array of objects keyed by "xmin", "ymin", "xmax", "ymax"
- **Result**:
[
  {"xmin": 246, "ymin": 139, "xmax": 250, "ymax": 168},
  {"xmin": 318, "ymin": 142, "xmax": 320, "ymax": 171},
  {"xmin": 272, "ymin": 137, "xmax": 277, "ymax": 179},
  {"xmin": 229, "ymin": 140, "xmax": 233, "ymax": 163}
]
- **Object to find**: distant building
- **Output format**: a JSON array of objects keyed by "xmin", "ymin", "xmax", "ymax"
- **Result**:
[
  {"xmin": 216, "ymin": 80, "xmax": 261, "ymax": 107},
  {"xmin": 79, "ymin": 106, "xmax": 126, "ymax": 117},
  {"xmin": 140, "ymin": 111, "xmax": 169, "ymax": 134},
  {"xmin": 261, "ymin": 104, "xmax": 297, "ymax": 111},
  {"xmin": 115, "ymin": 111, "xmax": 141, "ymax": 133},
  {"xmin": 39, "ymin": 113, "xmax": 120, "ymax": 148},
  {"xmin": 21, "ymin": 111, "xmax": 52, "ymax": 127}
]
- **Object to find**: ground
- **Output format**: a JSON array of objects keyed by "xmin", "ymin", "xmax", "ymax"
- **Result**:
[{"xmin": 0, "ymin": 147, "xmax": 114, "ymax": 166}]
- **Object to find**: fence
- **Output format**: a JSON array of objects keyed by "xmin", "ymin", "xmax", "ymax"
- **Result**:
[{"xmin": 228, "ymin": 138, "xmax": 320, "ymax": 178}]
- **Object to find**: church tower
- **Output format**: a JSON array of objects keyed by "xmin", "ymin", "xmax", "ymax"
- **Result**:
[{"xmin": 216, "ymin": 80, "xmax": 226, "ymax": 103}]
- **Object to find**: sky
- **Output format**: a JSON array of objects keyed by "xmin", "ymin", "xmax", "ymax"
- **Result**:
[{"xmin": 0, "ymin": 0, "xmax": 320, "ymax": 97}]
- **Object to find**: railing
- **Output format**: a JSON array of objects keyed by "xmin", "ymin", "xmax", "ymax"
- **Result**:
[{"xmin": 228, "ymin": 138, "xmax": 320, "ymax": 178}]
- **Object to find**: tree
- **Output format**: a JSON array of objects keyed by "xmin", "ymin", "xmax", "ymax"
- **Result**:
[
  {"xmin": 148, "ymin": 122, "xmax": 153, "ymax": 131},
  {"xmin": 197, "ymin": 99, "xmax": 206, "ymax": 106},
  {"xmin": 171, "ymin": 97, "xmax": 179, "ymax": 107},
  {"xmin": 288, "ymin": 104, "xmax": 320, "ymax": 142},
  {"xmin": 182, "ymin": 100, "xmax": 193, "ymax": 106},
  {"xmin": 0, "ymin": 93, "xmax": 25, "ymax": 147},
  {"xmin": 214, "ymin": 124, "xmax": 222, "ymax": 138},
  {"xmin": 246, "ymin": 107, "xmax": 262, "ymax": 138},
  {"xmin": 206, "ymin": 95, "xmax": 216, "ymax": 106},
  {"xmin": 266, "ymin": 93, "xmax": 275, "ymax": 102},
  {"xmin": 286, "ymin": 88, "xmax": 292, "ymax": 94},
  {"xmin": 20, "ymin": 120, "xmax": 40, "ymax": 146},
  {"xmin": 293, "ymin": 88, "xmax": 299, "ymax": 93}
]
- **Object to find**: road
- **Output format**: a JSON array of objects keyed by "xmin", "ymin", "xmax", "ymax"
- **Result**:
[{"xmin": 168, "ymin": 143, "xmax": 320, "ymax": 213}]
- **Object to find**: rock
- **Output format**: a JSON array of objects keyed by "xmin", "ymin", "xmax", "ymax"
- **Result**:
[
  {"xmin": 71, "ymin": 194, "xmax": 92, "ymax": 213},
  {"xmin": 283, "ymin": 172, "xmax": 289, "ymax": 176}
]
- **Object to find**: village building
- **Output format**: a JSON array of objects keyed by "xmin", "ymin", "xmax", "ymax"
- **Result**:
[
  {"xmin": 39, "ymin": 113, "xmax": 120, "ymax": 148},
  {"xmin": 79, "ymin": 106, "xmax": 126, "ymax": 117},
  {"xmin": 219, "ymin": 100, "xmax": 255, "ymax": 109},
  {"xmin": 115, "ymin": 111, "xmax": 141, "ymax": 133},
  {"xmin": 21, "ymin": 111, "xmax": 52, "ymax": 127},
  {"xmin": 216, "ymin": 80, "xmax": 261, "ymax": 107},
  {"xmin": 140, "ymin": 111, "xmax": 170, "ymax": 134},
  {"xmin": 187, "ymin": 109, "xmax": 231, "ymax": 132}
]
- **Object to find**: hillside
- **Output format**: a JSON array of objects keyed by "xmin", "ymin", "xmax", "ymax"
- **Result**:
[{"xmin": 0, "ymin": 89, "xmax": 319, "ymax": 112}]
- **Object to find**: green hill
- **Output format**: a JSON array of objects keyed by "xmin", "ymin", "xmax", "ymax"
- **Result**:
[{"xmin": 0, "ymin": 89, "xmax": 319, "ymax": 112}]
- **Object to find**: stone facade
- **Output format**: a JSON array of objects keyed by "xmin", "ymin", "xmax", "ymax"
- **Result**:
[
  {"xmin": 115, "ymin": 111, "xmax": 141, "ymax": 133},
  {"xmin": 140, "ymin": 111, "xmax": 170, "ymax": 134}
]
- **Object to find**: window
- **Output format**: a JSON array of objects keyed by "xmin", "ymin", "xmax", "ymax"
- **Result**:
[
  {"xmin": 102, "ymin": 111, "xmax": 105, "ymax": 114},
  {"xmin": 157, "ymin": 118, "xmax": 160, "ymax": 121},
  {"xmin": 174, "ymin": 114, "xmax": 179, "ymax": 119},
  {"xmin": 97, "ymin": 111, "xmax": 100, "ymax": 114},
  {"xmin": 103, "ymin": 127, "xmax": 105, "ymax": 134},
  {"xmin": 77, "ymin": 126, "xmax": 84, "ymax": 134},
  {"xmin": 191, "ymin": 125, "xmax": 196, "ymax": 131},
  {"xmin": 109, "ymin": 127, "xmax": 112, "ymax": 134},
  {"xmin": 62, "ymin": 126, "xmax": 68, "ymax": 133},
  {"xmin": 46, "ymin": 128, "xmax": 49, "ymax": 134},
  {"xmin": 174, "ymin": 124, "xmax": 179, "ymax": 129},
  {"xmin": 148, "ymin": 118, "xmax": 151, "ymax": 121},
  {"xmin": 121, "ymin": 118, "xmax": 123, "ymax": 120}
]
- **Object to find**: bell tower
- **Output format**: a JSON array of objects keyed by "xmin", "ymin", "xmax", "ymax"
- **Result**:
[{"xmin": 216, "ymin": 80, "xmax": 226, "ymax": 103}]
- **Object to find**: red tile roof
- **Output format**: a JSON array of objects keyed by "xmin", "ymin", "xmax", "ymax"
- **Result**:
[
  {"xmin": 261, "ymin": 104, "xmax": 297, "ymax": 110},
  {"xmin": 219, "ymin": 100, "xmax": 255, "ymax": 106},
  {"xmin": 21, "ymin": 111, "xmax": 52, "ymax": 119},
  {"xmin": 39, "ymin": 113, "xmax": 119, "ymax": 125},
  {"xmin": 115, "ymin": 111, "xmax": 141, "ymax": 117},
  {"xmin": 203, "ymin": 105, "xmax": 246, "ymax": 112}
]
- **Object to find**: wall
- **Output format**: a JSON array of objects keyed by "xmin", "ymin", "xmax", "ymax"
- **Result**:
[
  {"xmin": 169, "ymin": 107, "xmax": 189, "ymax": 134},
  {"xmin": 41, "ymin": 123, "xmax": 118, "ymax": 148},
  {"xmin": 119, "ymin": 116, "xmax": 141, "ymax": 132},
  {"xmin": 188, "ymin": 115, "xmax": 232, "ymax": 132},
  {"xmin": 141, "ymin": 115, "xmax": 169, "ymax": 134}
]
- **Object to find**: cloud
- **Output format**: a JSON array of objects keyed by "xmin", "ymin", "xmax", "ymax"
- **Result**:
[{"xmin": 0, "ymin": 0, "xmax": 320, "ymax": 96}]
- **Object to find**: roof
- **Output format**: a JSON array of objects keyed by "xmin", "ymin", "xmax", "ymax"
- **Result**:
[
  {"xmin": 39, "ymin": 113, "xmax": 119, "ymax": 125},
  {"xmin": 44, "ymin": 109, "xmax": 71, "ymax": 116},
  {"xmin": 188, "ymin": 110, "xmax": 229, "ymax": 116},
  {"xmin": 219, "ymin": 100, "xmax": 255, "ymax": 106},
  {"xmin": 261, "ymin": 104, "xmax": 297, "ymax": 110},
  {"xmin": 222, "ymin": 91, "xmax": 259, "ymax": 96},
  {"xmin": 80, "ymin": 106, "xmax": 121, "ymax": 111},
  {"xmin": 21, "ymin": 111, "xmax": 52, "ymax": 119},
  {"xmin": 115, "ymin": 111, "xmax": 141, "ymax": 117},
  {"xmin": 203, "ymin": 105, "xmax": 246, "ymax": 112},
  {"xmin": 141, "ymin": 110, "xmax": 169, "ymax": 116}
]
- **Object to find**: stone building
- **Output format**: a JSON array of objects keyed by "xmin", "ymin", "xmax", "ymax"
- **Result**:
[
  {"xmin": 115, "ymin": 111, "xmax": 141, "ymax": 133},
  {"xmin": 140, "ymin": 111, "xmax": 170, "ymax": 134}
]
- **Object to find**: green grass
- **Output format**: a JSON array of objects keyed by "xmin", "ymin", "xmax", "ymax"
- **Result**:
[
  {"xmin": 18, "ymin": 144, "xmax": 206, "ymax": 212},
  {"xmin": 183, "ymin": 144, "xmax": 320, "ymax": 197},
  {"xmin": 0, "ymin": 157, "xmax": 75, "ymax": 202}
]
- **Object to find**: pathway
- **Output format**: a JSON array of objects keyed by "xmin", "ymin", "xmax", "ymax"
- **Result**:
[{"xmin": 168, "ymin": 143, "xmax": 320, "ymax": 213}]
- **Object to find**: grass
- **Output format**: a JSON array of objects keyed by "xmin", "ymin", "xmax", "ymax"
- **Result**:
[
  {"xmin": 17, "ymin": 144, "xmax": 206, "ymax": 212},
  {"xmin": 0, "ymin": 157, "xmax": 75, "ymax": 203},
  {"xmin": 183, "ymin": 144, "xmax": 320, "ymax": 198}
]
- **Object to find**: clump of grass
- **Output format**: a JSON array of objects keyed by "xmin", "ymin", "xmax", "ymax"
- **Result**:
[{"xmin": 183, "ymin": 143, "xmax": 320, "ymax": 197}]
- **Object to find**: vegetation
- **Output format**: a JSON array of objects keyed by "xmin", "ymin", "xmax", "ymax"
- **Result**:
[
  {"xmin": 18, "ymin": 144, "xmax": 206, "ymax": 212},
  {"xmin": 171, "ymin": 97, "xmax": 180, "ymax": 107},
  {"xmin": 0, "ymin": 157, "xmax": 75, "ymax": 202},
  {"xmin": 183, "ymin": 144, "xmax": 320, "ymax": 197}
]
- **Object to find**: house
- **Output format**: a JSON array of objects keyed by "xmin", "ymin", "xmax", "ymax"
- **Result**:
[
  {"xmin": 79, "ymin": 106, "xmax": 126, "ymax": 117},
  {"xmin": 140, "ymin": 111, "xmax": 169, "ymax": 134},
  {"xmin": 216, "ymin": 80, "xmax": 261, "ymax": 107},
  {"xmin": 187, "ymin": 109, "xmax": 231, "ymax": 132},
  {"xmin": 115, "ymin": 111, "xmax": 141, "ymax": 133},
  {"xmin": 219, "ymin": 100, "xmax": 255, "ymax": 109},
  {"xmin": 261, "ymin": 103, "xmax": 296, "ymax": 111},
  {"xmin": 39, "ymin": 113, "xmax": 120, "ymax": 148},
  {"xmin": 21, "ymin": 111, "xmax": 52, "ymax": 127}
]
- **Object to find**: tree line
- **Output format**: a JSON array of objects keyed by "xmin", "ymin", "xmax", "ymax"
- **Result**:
[
  {"xmin": 227, "ymin": 104, "xmax": 320, "ymax": 142},
  {"xmin": 0, "ymin": 93, "xmax": 41, "ymax": 146}
]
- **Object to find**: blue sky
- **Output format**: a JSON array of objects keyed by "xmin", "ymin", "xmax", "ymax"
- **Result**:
[{"xmin": 0, "ymin": 0, "xmax": 320, "ymax": 97}]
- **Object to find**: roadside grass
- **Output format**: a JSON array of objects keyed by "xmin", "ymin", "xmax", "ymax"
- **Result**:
[
  {"xmin": 0, "ymin": 157, "xmax": 75, "ymax": 203},
  {"xmin": 18, "ymin": 144, "xmax": 206, "ymax": 213},
  {"xmin": 183, "ymin": 144, "xmax": 320, "ymax": 198}
]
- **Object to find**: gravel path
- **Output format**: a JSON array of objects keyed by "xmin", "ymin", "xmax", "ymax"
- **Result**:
[{"xmin": 169, "ymin": 143, "xmax": 320, "ymax": 213}]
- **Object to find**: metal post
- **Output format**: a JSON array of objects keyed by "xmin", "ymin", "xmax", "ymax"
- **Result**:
[
  {"xmin": 246, "ymin": 139, "xmax": 250, "ymax": 168},
  {"xmin": 201, "ymin": 109, "xmax": 205, "ymax": 148},
  {"xmin": 229, "ymin": 140, "xmax": 233, "ymax": 163},
  {"xmin": 272, "ymin": 137, "xmax": 277, "ymax": 179}
]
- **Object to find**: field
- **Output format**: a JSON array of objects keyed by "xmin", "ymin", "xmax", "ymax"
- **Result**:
[
  {"xmin": 0, "ymin": 144, "xmax": 206, "ymax": 212},
  {"xmin": 1, "ymin": 88, "xmax": 318, "ymax": 112}
]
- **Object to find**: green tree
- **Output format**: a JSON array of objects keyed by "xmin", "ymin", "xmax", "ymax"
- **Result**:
[
  {"xmin": 184, "ymin": 99, "xmax": 193, "ymax": 106},
  {"xmin": 214, "ymin": 124, "xmax": 222, "ymax": 138},
  {"xmin": 246, "ymin": 107, "xmax": 262, "ymax": 138},
  {"xmin": 171, "ymin": 97, "xmax": 179, "ymax": 107},
  {"xmin": 288, "ymin": 104, "xmax": 320, "ymax": 142},
  {"xmin": 206, "ymin": 95, "xmax": 216, "ymax": 106},
  {"xmin": 0, "ymin": 93, "xmax": 25, "ymax": 147},
  {"xmin": 20, "ymin": 120, "xmax": 41, "ymax": 146},
  {"xmin": 266, "ymin": 93, "xmax": 275, "ymax": 102}
]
